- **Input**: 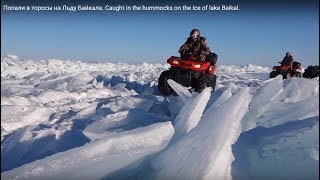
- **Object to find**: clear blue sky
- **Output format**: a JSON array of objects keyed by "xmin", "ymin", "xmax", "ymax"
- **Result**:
[{"xmin": 1, "ymin": 0, "xmax": 319, "ymax": 66}]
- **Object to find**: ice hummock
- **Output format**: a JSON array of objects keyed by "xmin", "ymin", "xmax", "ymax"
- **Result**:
[{"xmin": 1, "ymin": 55, "xmax": 318, "ymax": 179}]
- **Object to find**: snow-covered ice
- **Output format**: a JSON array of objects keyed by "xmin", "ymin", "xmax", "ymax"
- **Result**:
[
  {"xmin": 2, "ymin": 122, "xmax": 174, "ymax": 179},
  {"xmin": 1, "ymin": 55, "xmax": 319, "ymax": 179},
  {"xmin": 233, "ymin": 116, "xmax": 319, "ymax": 179},
  {"xmin": 139, "ymin": 87, "xmax": 252, "ymax": 180}
]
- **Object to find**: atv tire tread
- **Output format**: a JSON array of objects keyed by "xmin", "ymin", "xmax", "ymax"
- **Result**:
[
  {"xmin": 282, "ymin": 71, "xmax": 291, "ymax": 79},
  {"xmin": 295, "ymin": 72, "xmax": 302, "ymax": 78},
  {"xmin": 158, "ymin": 70, "xmax": 173, "ymax": 95},
  {"xmin": 195, "ymin": 74, "xmax": 216, "ymax": 92}
]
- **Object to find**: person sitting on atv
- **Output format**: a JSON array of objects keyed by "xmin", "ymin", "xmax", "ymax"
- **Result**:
[
  {"xmin": 281, "ymin": 52, "xmax": 294, "ymax": 66},
  {"xmin": 179, "ymin": 28, "xmax": 218, "ymax": 66}
]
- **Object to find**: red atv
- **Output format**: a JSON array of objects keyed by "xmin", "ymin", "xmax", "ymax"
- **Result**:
[
  {"xmin": 270, "ymin": 61, "xmax": 302, "ymax": 79},
  {"xmin": 158, "ymin": 56, "xmax": 217, "ymax": 95}
]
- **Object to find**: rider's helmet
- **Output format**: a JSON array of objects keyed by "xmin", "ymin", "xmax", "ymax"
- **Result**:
[{"xmin": 190, "ymin": 29, "xmax": 200, "ymax": 39}]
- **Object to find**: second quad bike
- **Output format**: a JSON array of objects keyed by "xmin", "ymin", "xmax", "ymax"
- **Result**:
[
  {"xmin": 158, "ymin": 56, "xmax": 217, "ymax": 95},
  {"xmin": 270, "ymin": 61, "xmax": 302, "ymax": 79}
]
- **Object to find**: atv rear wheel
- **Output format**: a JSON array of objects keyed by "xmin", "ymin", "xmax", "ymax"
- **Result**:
[
  {"xmin": 270, "ymin": 71, "xmax": 279, "ymax": 78},
  {"xmin": 158, "ymin": 70, "xmax": 173, "ymax": 95}
]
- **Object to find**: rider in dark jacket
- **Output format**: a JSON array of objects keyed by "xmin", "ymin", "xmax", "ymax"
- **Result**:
[
  {"xmin": 281, "ymin": 52, "xmax": 294, "ymax": 66},
  {"xmin": 179, "ymin": 29, "xmax": 218, "ymax": 65}
]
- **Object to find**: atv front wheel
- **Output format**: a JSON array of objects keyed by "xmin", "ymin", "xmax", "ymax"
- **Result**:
[
  {"xmin": 210, "ymin": 74, "xmax": 217, "ymax": 91},
  {"xmin": 282, "ymin": 71, "xmax": 291, "ymax": 79},
  {"xmin": 195, "ymin": 74, "xmax": 216, "ymax": 92},
  {"xmin": 158, "ymin": 70, "xmax": 173, "ymax": 95},
  {"xmin": 295, "ymin": 72, "xmax": 302, "ymax": 78}
]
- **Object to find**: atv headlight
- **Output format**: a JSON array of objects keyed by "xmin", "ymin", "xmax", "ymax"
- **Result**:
[
  {"xmin": 194, "ymin": 64, "xmax": 201, "ymax": 68},
  {"xmin": 209, "ymin": 67, "xmax": 212, "ymax": 71},
  {"xmin": 172, "ymin": 60, "xmax": 179, "ymax": 65}
]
